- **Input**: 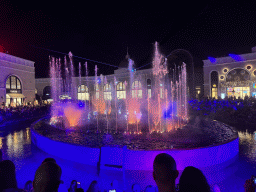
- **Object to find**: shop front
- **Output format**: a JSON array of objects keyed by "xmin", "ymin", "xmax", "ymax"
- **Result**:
[{"xmin": 227, "ymin": 87, "xmax": 250, "ymax": 99}]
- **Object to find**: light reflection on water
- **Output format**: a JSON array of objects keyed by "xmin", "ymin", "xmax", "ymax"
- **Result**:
[
  {"xmin": 1, "ymin": 127, "xmax": 32, "ymax": 170},
  {"xmin": 238, "ymin": 130, "xmax": 256, "ymax": 163}
]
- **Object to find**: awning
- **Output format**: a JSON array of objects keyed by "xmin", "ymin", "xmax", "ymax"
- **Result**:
[{"xmin": 6, "ymin": 93, "xmax": 25, "ymax": 98}]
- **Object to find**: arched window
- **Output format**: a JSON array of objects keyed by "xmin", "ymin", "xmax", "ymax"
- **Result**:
[
  {"xmin": 132, "ymin": 80, "xmax": 142, "ymax": 98},
  {"xmin": 95, "ymin": 83, "xmax": 100, "ymax": 99},
  {"xmin": 6, "ymin": 76, "xmax": 22, "ymax": 93},
  {"xmin": 104, "ymin": 83, "xmax": 112, "ymax": 100},
  {"xmin": 6, "ymin": 75, "xmax": 23, "ymax": 106},
  {"xmin": 116, "ymin": 82, "xmax": 126, "ymax": 99},
  {"xmin": 77, "ymin": 85, "xmax": 89, "ymax": 100},
  {"xmin": 210, "ymin": 71, "xmax": 218, "ymax": 99},
  {"xmin": 147, "ymin": 79, "xmax": 151, "ymax": 98}
]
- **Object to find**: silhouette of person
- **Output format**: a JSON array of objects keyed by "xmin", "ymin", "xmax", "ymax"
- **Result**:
[{"xmin": 153, "ymin": 153, "xmax": 179, "ymax": 192}]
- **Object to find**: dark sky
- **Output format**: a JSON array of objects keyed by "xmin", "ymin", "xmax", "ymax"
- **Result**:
[{"xmin": 0, "ymin": 0, "xmax": 256, "ymax": 78}]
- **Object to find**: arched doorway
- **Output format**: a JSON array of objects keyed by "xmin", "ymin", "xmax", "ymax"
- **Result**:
[
  {"xmin": 6, "ymin": 75, "xmax": 24, "ymax": 107},
  {"xmin": 42, "ymin": 86, "xmax": 51, "ymax": 101}
]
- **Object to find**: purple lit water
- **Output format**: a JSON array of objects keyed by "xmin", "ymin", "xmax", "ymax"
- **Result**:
[{"xmin": 0, "ymin": 121, "xmax": 255, "ymax": 191}]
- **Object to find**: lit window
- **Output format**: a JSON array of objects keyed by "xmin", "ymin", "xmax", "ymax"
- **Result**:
[
  {"xmin": 77, "ymin": 85, "xmax": 89, "ymax": 100},
  {"xmin": 117, "ymin": 82, "xmax": 126, "ymax": 99},
  {"xmin": 95, "ymin": 84, "xmax": 99, "ymax": 99},
  {"xmin": 104, "ymin": 83, "xmax": 112, "ymax": 100},
  {"xmin": 132, "ymin": 80, "xmax": 142, "ymax": 98}
]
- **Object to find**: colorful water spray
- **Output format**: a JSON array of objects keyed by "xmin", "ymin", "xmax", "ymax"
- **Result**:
[{"xmin": 49, "ymin": 42, "xmax": 188, "ymax": 133}]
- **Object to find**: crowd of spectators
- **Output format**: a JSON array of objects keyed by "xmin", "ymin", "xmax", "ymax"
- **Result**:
[
  {"xmin": 0, "ymin": 104, "xmax": 50, "ymax": 124},
  {"xmin": 0, "ymin": 149, "xmax": 254, "ymax": 192},
  {"xmin": 188, "ymin": 96, "xmax": 256, "ymax": 128}
]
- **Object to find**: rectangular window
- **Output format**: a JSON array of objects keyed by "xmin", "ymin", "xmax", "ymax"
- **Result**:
[
  {"xmin": 148, "ymin": 89, "xmax": 151, "ymax": 98},
  {"xmin": 138, "ymin": 90, "xmax": 142, "ymax": 98},
  {"xmin": 211, "ymin": 88, "xmax": 218, "ymax": 99},
  {"xmin": 104, "ymin": 92, "xmax": 112, "ymax": 100},
  {"xmin": 6, "ymin": 78, "xmax": 10, "ymax": 89},
  {"xmin": 117, "ymin": 91, "xmax": 126, "ymax": 99},
  {"xmin": 85, "ymin": 93, "xmax": 89, "ymax": 100},
  {"xmin": 78, "ymin": 93, "xmax": 82, "ymax": 100},
  {"xmin": 132, "ymin": 90, "xmax": 142, "ymax": 98}
]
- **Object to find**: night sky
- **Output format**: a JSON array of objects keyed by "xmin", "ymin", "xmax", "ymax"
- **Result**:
[{"xmin": 0, "ymin": 0, "xmax": 256, "ymax": 78}]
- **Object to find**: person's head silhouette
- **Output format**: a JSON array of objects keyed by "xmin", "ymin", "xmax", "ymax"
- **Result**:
[
  {"xmin": 0, "ymin": 160, "xmax": 18, "ymax": 191},
  {"xmin": 153, "ymin": 153, "xmax": 178, "ymax": 192},
  {"xmin": 179, "ymin": 166, "xmax": 210, "ymax": 192},
  {"xmin": 33, "ymin": 161, "xmax": 62, "ymax": 192}
]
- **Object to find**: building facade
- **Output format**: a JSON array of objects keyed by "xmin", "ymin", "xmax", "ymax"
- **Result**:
[
  {"xmin": 36, "ymin": 57, "xmax": 155, "ymax": 105},
  {"xmin": 203, "ymin": 47, "xmax": 256, "ymax": 99},
  {"xmin": 0, "ymin": 52, "xmax": 35, "ymax": 106}
]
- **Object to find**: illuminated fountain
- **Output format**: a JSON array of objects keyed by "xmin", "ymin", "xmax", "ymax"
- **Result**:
[
  {"xmin": 48, "ymin": 42, "xmax": 189, "ymax": 133},
  {"xmin": 31, "ymin": 42, "xmax": 239, "ymax": 182},
  {"xmin": 36, "ymin": 41, "xmax": 235, "ymax": 153}
]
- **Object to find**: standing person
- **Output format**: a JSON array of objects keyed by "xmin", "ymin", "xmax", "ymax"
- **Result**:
[
  {"xmin": 0, "ymin": 160, "xmax": 24, "ymax": 192},
  {"xmin": 153, "ymin": 153, "xmax": 179, "ymax": 192},
  {"xmin": 86, "ymin": 180, "xmax": 100, "ymax": 192},
  {"xmin": 178, "ymin": 166, "xmax": 210, "ymax": 192},
  {"xmin": 68, "ymin": 180, "xmax": 77, "ymax": 192},
  {"xmin": 33, "ymin": 161, "xmax": 63, "ymax": 192}
]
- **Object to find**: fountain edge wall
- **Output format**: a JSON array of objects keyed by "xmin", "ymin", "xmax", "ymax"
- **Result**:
[{"xmin": 31, "ymin": 122, "xmax": 239, "ymax": 171}]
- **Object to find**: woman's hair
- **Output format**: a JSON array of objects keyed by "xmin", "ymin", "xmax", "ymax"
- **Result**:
[
  {"xmin": 0, "ymin": 160, "xmax": 18, "ymax": 191},
  {"xmin": 86, "ymin": 180, "xmax": 98, "ymax": 192},
  {"xmin": 179, "ymin": 166, "xmax": 211, "ymax": 192}
]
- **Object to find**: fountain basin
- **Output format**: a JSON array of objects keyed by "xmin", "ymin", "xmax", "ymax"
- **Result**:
[{"xmin": 31, "ymin": 118, "xmax": 239, "ymax": 171}]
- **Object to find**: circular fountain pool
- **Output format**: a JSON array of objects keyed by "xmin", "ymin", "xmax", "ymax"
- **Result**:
[
  {"xmin": 31, "ymin": 117, "xmax": 239, "ymax": 172},
  {"xmin": 33, "ymin": 117, "xmax": 237, "ymax": 150}
]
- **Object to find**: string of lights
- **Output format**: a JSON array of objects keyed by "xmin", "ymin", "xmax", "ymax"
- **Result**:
[{"xmin": 29, "ymin": 45, "xmax": 119, "ymax": 68}]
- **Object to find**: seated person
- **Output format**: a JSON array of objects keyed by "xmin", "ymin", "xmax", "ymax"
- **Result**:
[
  {"xmin": 153, "ymin": 153, "xmax": 179, "ymax": 192},
  {"xmin": 178, "ymin": 166, "xmax": 210, "ymax": 192}
]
